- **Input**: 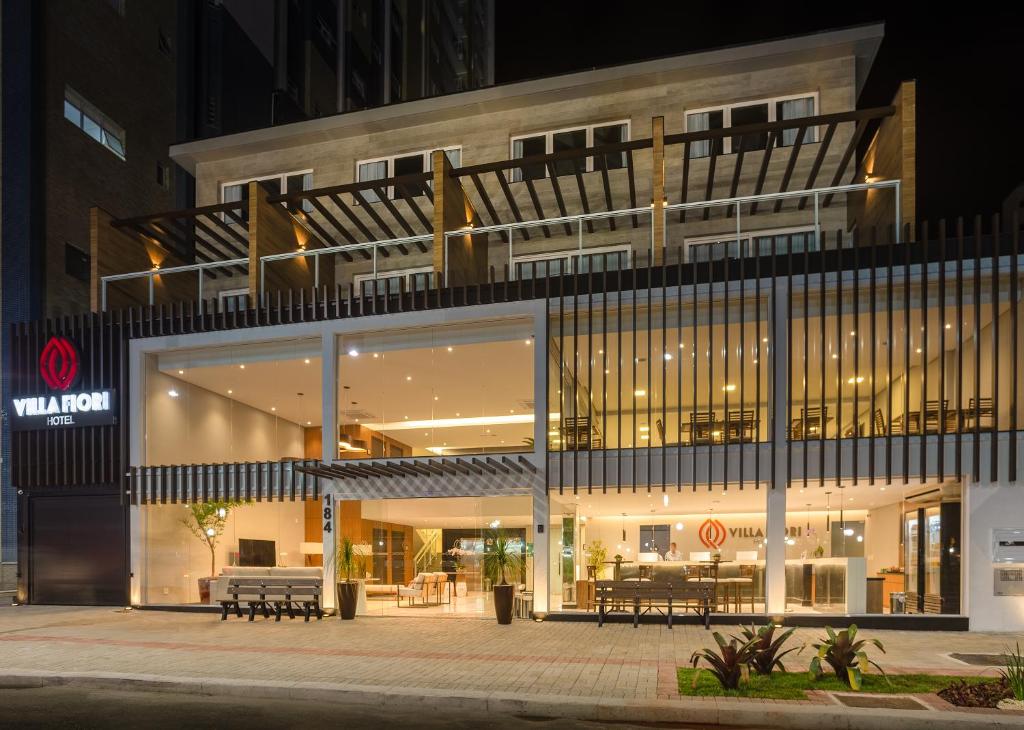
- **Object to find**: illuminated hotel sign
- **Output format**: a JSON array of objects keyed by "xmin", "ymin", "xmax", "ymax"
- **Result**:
[{"xmin": 10, "ymin": 336, "xmax": 117, "ymax": 431}]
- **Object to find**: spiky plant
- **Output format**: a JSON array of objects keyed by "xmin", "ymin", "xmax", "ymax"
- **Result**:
[
  {"xmin": 808, "ymin": 624, "xmax": 888, "ymax": 691},
  {"xmin": 483, "ymin": 530, "xmax": 525, "ymax": 586},
  {"xmin": 736, "ymin": 623, "xmax": 802, "ymax": 676},
  {"xmin": 690, "ymin": 632, "xmax": 760, "ymax": 690}
]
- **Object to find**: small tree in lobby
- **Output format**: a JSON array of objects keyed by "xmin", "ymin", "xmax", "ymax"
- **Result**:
[
  {"xmin": 484, "ymin": 530, "xmax": 525, "ymax": 625},
  {"xmin": 336, "ymin": 537, "xmax": 360, "ymax": 620},
  {"xmin": 182, "ymin": 501, "xmax": 245, "ymax": 602}
]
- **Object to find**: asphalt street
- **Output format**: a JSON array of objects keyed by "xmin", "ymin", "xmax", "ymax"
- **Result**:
[{"xmin": 0, "ymin": 687, "xmax": 753, "ymax": 730}]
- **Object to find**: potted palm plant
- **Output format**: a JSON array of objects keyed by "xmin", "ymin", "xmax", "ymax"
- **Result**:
[
  {"xmin": 483, "ymin": 530, "xmax": 524, "ymax": 624},
  {"xmin": 336, "ymin": 537, "xmax": 360, "ymax": 620},
  {"xmin": 181, "ymin": 500, "xmax": 245, "ymax": 603}
]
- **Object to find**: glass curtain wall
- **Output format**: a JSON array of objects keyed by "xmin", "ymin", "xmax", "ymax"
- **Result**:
[
  {"xmin": 140, "ymin": 338, "xmax": 323, "ymax": 605},
  {"xmin": 335, "ymin": 496, "xmax": 533, "ymax": 617}
]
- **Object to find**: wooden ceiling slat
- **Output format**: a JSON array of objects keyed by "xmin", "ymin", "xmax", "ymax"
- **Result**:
[
  {"xmin": 572, "ymin": 165, "xmax": 595, "ymax": 234},
  {"xmin": 701, "ymin": 146, "xmax": 718, "ymax": 221},
  {"xmin": 194, "ymin": 215, "xmax": 248, "ymax": 260},
  {"xmin": 545, "ymin": 162, "xmax": 573, "ymax": 236},
  {"xmin": 350, "ymin": 189, "xmax": 397, "ymax": 240},
  {"xmin": 374, "ymin": 186, "xmax": 416, "ymax": 237},
  {"xmin": 597, "ymin": 158, "xmax": 617, "ymax": 232},
  {"xmin": 308, "ymin": 197, "xmax": 357, "ymax": 245},
  {"xmin": 523, "ymin": 178, "xmax": 552, "ymax": 238},
  {"xmin": 797, "ymin": 122, "xmax": 838, "ymax": 210},
  {"xmin": 626, "ymin": 148, "xmax": 639, "ymax": 228},
  {"xmin": 772, "ymin": 124, "xmax": 808, "ymax": 213},
  {"xmin": 822, "ymin": 118, "xmax": 873, "ymax": 208},
  {"xmin": 678, "ymin": 142, "xmax": 691, "ymax": 223},
  {"xmin": 726, "ymin": 137, "xmax": 748, "ymax": 218},
  {"xmin": 203, "ymin": 209, "xmax": 249, "ymax": 246},
  {"xmin": 494, "ymin": 170, "xmax": 530, "ymax": 241},
  {"xmin": 469, "ymin": 173, "xmax": 509, "ymax": 244},
  {"xmin": 748, "ymin": 130, "xmax": 778, "ymax": 216},
  {"xmin": 328, "ymin": 193, "xmax": 375, "ymax": 260}
]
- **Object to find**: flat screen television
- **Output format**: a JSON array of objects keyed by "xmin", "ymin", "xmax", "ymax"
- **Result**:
[{"xmin": 238, "ymin": 539, "xmax": 276, "ymax": 567}]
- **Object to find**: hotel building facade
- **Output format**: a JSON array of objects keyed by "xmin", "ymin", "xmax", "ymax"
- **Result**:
[{"xmin": 9, "ymin": 24, "xmax": 1024, "ymax": 631}]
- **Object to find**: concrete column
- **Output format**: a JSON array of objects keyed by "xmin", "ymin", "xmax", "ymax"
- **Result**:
[
  {"xmin": 531, "ymin": 305, "xmax": 549, "ymax": 616},
  {"xmin": 651, "ymin": 116, "xmax": 666, "ymax": 266},
  {"xmin": 320, "ymin": 332, "xmax": 338, "ymax": 610},
  {"xmin": 765, "ymin": 279, "xmax": 790, "ymax": 614}
]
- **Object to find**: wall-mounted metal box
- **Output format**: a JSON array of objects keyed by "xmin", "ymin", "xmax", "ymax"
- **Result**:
[
  {"xmin": 994, "ymin": 566, "xmax": 1024, "ymax": 596},
  {"xmin": 992, "ymin": 529, "xmax": 1024, "ymax": 563}
]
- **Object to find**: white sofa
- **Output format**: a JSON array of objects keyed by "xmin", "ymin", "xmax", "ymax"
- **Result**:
[
  {"xmin": 209, "ymin": 566, "xmax": 322, "ymax": 604},
  {"xmin": 397, "ymin": 572, "xmax": 451, "ymax": 606}
]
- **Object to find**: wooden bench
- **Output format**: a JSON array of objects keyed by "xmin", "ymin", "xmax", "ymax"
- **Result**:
[
  {"xmin": 221, "ymin": 577, "xmax": 323, "ymax": 622},
  {"xmin": 595, "ymin": 580, "xmax": 713, "ymax": 629}
]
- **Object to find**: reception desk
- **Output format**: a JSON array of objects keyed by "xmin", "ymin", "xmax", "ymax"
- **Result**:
[{"xmin": 784, "ymin": 558, "xmax": 866, "ymax": 613}]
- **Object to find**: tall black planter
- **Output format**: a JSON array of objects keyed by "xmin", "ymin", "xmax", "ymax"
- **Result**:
[
  {"xmin": 336, "ymin": 581, "xmax": 358, "ymax": 620},
  {"xmin": 493, "ymin": 583, "xmax": 514, "ymax": 624}
]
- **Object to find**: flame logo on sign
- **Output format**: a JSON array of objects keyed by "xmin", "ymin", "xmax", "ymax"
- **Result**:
[
  {"xmin": 39, "ymin": 336, "xmax": 79, "ymax": 391},
  {"xmin": 698, "ymin": 518, "xmax": 726, "ymax": 549}
]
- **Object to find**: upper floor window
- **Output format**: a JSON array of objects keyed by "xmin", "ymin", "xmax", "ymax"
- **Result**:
[
  {"xmin": 220, "ymin": 170, "xmax": 313, "ymax": 221},
  {"xmin": 356, "ymin": 147, "xmax": 461, "ymax": 203},
  {"xmin": 512, "ymin": 244, "xmax": 631, "ymax": 280},
  {"xmin": 685, "ymin": 93, "xmax": 817, "ymax": 158},
  {"xmin": 63, "ymin": 87, "xmax": 126, "ymax": 160},
  {"xmin": 510, "ymin": 121, "xmax": 630, "ymax": 183},
  {"xmin": 684, "ymin": 226, "xmax": 817, "ymax": 263},
  {"xmin": 353, "ymin": 265, "xmax": 433, "ymax": 296}
]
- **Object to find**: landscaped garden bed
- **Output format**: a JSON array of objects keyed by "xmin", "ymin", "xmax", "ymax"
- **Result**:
[
  {"xmin": 676, "ymin": 668, "xmax": 1001, "ymax": 701},
  {"xmin": 683, "ymin": 623, "xmax": 1024, "ymax": 711}
]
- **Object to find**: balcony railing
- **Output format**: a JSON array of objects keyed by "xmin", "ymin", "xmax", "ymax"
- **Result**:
[{"xmin": 92, "ymin": 105, "xmax": 902, "ymax": 311}]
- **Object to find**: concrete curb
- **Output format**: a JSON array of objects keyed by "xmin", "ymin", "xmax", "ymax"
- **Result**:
[{"xmin": 2, "ymin": 669, "xmax": 1021, "ymax": 729}]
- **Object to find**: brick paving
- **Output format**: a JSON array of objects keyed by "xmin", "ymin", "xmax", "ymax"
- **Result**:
[{"xmin": 0, "ymin": 606, "xmax": 1013, "ymax": 706}]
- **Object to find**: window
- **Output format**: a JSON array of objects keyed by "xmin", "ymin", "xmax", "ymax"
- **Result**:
[
  {"xmin": 353, "ymin": 266, "xmax": 433, "ymax": 296},
  {"xmin": 512, "ymin": 245, "xmax": 631, "ymax": 280},
  {"xmin": 63, "ymin": 88, "xmax": 126, "ymax": 160},
  {"xmin": 684, "ymin": 227, "xmax": 817, "ymax": 263},
  {"xmin": 64, "ymin": 243, "xmax": 91, "ymax": 283},
  {"xmin": 217, "ymin": 287, "xmax": 249, "ymax": 312},
  {"xmin": 356, "ymin": 147, "xmax": 460, "ymax": 202},
  {"xmin": 685, "ymin": 93, "xmax": 817, "ymax": 158},
  {"xmin": 510, "ymin": 121, "xmax": 630, "ymax": 182},
  {"xmin": 156, "ymin": 161, "xmax": 172, "ymax": 191},
  {"xmin": 220, "ymin": 170, "xmax": 313, "ymax": 221}
]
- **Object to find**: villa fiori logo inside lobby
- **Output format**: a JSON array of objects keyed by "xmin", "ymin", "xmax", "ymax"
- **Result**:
[
  {"xmin": 10, "ymin": 336, "xmax": 116, "ymax": 430},
  {"xmin": 698, "ymin": 518, "xmax": 803, "ymax": 549}
]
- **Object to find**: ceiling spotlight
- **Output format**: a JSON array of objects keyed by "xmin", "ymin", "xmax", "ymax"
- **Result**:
[
  {"xmin": 843, "ymin": 528, "xmax": 854, "ymax": 536},
  {"xmin": 304, "ymin": 358, "xmax": 311, "ymax": 364},
  {"xmin": 227, "ymin": 389, "xmax": 233, "ymax": 395},
  {"xmin": 634, "ymin": 389, "xmax": 646, "ymax": 397},
  {"xmin": 177, "ymin": 369, "xmax": 184, "ymax": 375},
  {"xmin": 406, "ymin": 375, "xmax": 412, "ymax": 381},
  {"xmin": 664, "ymin": 353, "xmax": 673, "ymax": 361},
  {"xmin": 675, "ymin": 522, "xmax": 684, "ymax": 531},
  {"xmin": 348, "ymin": 348, "xmax": 359, "ymax": 357},
  {"xmin": 271, "ymin": 407, "xmax": 276, "ymax": 412},
  {"xmin": 722, "ymin": 384, "xmax": 736, "ymax": 392},
  {"xmin": 168, "ymin": 389, "xmax": 179, "ymax": 398},
  {"xmin": 447, "ymin": 346, "xmax": 453, "ymax": 352},
  {"xmin": 239, "ymin": 364, "xmax": 245, "ymax": 369}
]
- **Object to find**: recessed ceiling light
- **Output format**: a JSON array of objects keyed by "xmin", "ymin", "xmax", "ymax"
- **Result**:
[
  {"xmin": 177, "ymin": 369, "xmax": 184, "ymax": 375},
  {"xmin": 634, "ymin": 389, "xmax": 646, "ymax": 397},
  {"xmin": 434, "ymin": 395, "xmax": 439, "ymax": 401},
  {"xmin": 664, "ymin": 353, "xmax": 673, "ymax": 361},
  {"xmin": 447, "ymin": 346, "xmax": 453, "ymax": 352},
  {"xmin": 271, "ymin": 407, "xmax": 276, "ymax": 412},
  {"xmin": 406, "ymin": 375, "xmax": 412, "ymax": 381},
  {"xmin": 639, "ymin": 426, "xmax": 650, "ymax": 432},
  {"xmin": 304, "ymin": 358, "xmax": 310, "ymax": 364},
  {"xmin": 372, "ymin": 353, "xmax": 379, "ymax": 358},
  {"xmin": 762, "ymin": 337, "xmax": 768, "ymax": 343},
  {"xmin": 348, "ymin": 349, "xmax": 359, "ymax": 357},
  {"xmin": 227, "ymin": 389, "xmax": 233, "ymax": 394},
  {"xmin": 306, "ymin": 421, "xmax": 311, "ymax": 425},
  {"xmin": 847, "ymin": 376, "xmax": 864, "ymax": 384},
  {"xmin": 168, "ymin": 389, "xmax": 179, "ymax": 398},
  {"xmin": 239, "ymin": 364, "xmax": 245, "ymax": 369},
  {"xmin": 525, "ymin": 339, "xmax": 532, "ymax": 345},
  {"xmin": 722, "ymin": 384, "xmax": 736, "ymax": 392},
  {"xmin": 916, "ymin": 348, "xmax": 922, "ymax": 354}
]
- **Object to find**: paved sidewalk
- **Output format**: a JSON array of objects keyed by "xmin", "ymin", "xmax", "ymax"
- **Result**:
[{"xmin": 0, "ymin": 606, "xmax": 1020, "ymax": 728}]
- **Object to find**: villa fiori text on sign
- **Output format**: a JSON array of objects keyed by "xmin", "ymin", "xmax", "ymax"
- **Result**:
[{"xmin": 10, "ymin": 336, "xmax": 117, "ymax": 431}]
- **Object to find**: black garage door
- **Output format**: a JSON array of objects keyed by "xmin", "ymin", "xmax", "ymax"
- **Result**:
[{"xmin": 29, "ymin": 493, "xmax": 128, "ymax": 605}]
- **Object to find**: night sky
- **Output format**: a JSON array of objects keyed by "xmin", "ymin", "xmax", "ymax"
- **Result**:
[{"xmin": 494, "ymin": 5, "xmax": 1024, "ymax": 224}]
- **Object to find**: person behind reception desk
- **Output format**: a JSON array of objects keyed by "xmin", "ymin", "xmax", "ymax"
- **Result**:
[{"xmin": 664, "ymin": 543, "xmax": 683, "ymax": 561}]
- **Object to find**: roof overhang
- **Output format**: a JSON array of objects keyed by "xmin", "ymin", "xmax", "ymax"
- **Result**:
[{"xmin": 170, "ymin": 24, "xmax": 884, "ymax": 176}]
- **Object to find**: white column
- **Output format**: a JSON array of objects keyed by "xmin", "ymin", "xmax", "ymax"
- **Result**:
[
  {"xmin": 129, "ymin": 505, "xmax": 142, "ymax": 606},
  {"xmin": 128, "ymin": 342, "xmax": 145, "ymax": 606},
  {"xmin": 531, "ymin": 305, "xmax": 549, "ymax": 616},
  {"xmin": 320, "ymin": 333, "xmax": 338, "ymax": 610},
  {"xmin": 765, "ymin": 280, "xmax": 790, "ymax": 615}
]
